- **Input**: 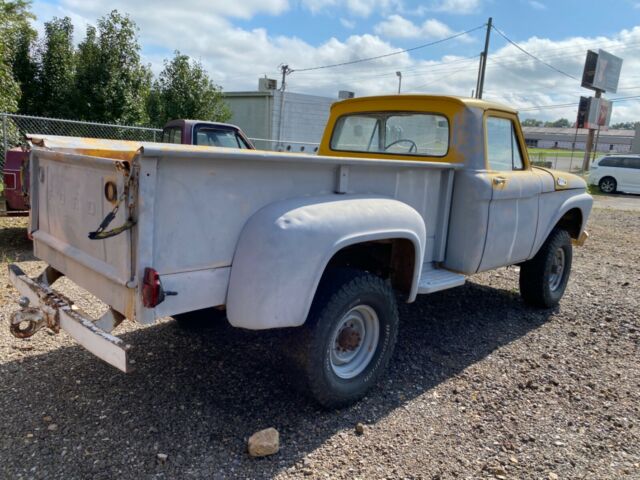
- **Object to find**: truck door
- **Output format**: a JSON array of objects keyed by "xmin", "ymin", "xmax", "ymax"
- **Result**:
[{"xmin": 478, "ymin": 114, "xmax": 541, "ymax": 271}]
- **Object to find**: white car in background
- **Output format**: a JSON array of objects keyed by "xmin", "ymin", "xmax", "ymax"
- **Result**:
[{"xmin": 588, "ymin": 154, "xmax": 640, "ymax": 194}]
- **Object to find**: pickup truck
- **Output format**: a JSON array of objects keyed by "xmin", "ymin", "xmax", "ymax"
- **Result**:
[
  {"xmin": 0, "ymin": 119, "xmax": 253, "ymax": 215},
  {"xmin": 7, "ymin": 95, "xmax": 592, "ymax": 408}
]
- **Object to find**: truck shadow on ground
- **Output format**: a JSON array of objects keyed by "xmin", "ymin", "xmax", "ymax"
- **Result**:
[{"xmin": 0, "ymin": 281, "xmax": 553, "ymax": 479}]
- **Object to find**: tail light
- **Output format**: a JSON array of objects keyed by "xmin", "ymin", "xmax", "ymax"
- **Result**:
[
  {"xmin": 3, "ymin": 172, "xmax": 16, "ymax": 190},
  {"xmin": 142, "ymin": 268, "xmax": 165, "ymax": 308}
]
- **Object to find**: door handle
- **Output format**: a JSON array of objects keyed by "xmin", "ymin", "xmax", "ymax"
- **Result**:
[{"xmin": 493, "ymin": 176, "xmax": 507, "ymax": 186}]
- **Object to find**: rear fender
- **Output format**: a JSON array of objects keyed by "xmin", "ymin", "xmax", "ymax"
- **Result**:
[{"xmin": 226, "ymin": 195, "xmax": 426, "ymax": 330}]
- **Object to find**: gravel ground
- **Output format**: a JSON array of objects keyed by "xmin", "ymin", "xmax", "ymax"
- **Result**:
[{"xmin": 0, "ymin": 207, "xmax": 638, "ymax": 480}]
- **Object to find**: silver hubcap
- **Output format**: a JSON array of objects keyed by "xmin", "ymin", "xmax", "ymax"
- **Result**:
[
  {"xmin": 549, "ymin": 247, "xmax": 566, "ymax": 291},
  {"xmin": 600, "ymin": 180, "xmax": 615, "ymax": 193},
  {"xmin": 329, "ymin": 305, "xmax": 380, "ymax": 379}
]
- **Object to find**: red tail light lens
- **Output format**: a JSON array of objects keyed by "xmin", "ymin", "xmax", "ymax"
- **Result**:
[
  {"xmin": 3, "ymin": 172, "xmax": 16, "ymax": 190},
  {"xmin": 142, "ymin": 267, "xmax": 165, "ymax": 308}
]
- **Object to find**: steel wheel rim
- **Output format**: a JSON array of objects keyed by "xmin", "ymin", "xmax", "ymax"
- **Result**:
[
  {"xmin": 549, "ymin": 247, "xmax": 566, "ymax": 291},
  {"xmin": 329, "ymin": 305, "xmax": 380, "ymax": 379},
  {"xmin": 601, "ymin": 179, "xmax": 615, "ymax": 193}
]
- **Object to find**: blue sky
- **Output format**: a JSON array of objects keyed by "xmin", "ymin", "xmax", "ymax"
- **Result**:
[{"xmin": 32, "ymin": 0, "xmax": 640, "ymax": 121}]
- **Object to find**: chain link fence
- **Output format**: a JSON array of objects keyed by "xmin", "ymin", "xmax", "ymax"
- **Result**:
[{"xmin": 1, "ymin": 112, "xmax": 161, "ymax": 173}]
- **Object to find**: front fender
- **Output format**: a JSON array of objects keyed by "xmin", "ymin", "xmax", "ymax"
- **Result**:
[
  {"xmin": 226, "ymin": 195, "xmax": 426, "ymax": 330},
  {"xmin": 531, "ymin": 191, "xmax": 593, "ymax": 257}
]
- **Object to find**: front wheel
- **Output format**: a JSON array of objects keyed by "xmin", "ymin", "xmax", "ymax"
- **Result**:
[
  {"xmin": 289, "ymin": 269, "xmax": 399, "ymax": 408},
  {"xmin": 519, "ymin": 228, "xmax": 572, "ymax": 308},
  {"xmin": 598, "ymin": 176, "xmax": 617, "ymax": 194}
]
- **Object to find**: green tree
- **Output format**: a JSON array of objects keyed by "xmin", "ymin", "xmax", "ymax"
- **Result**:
[
  {"xmin": 610, "ymin": 121, "xmax": 639, "ymax": 130},
  {"xmin": 38, "ymin": 16, "xmax": 75, "ymax": 117},
  {"xmin": 522, "ymin": 118, "xmax": 543, "ymax": 127},
  {"xmin": 73, "ymin": 25, "xmax": 101, "ymax": 116},
  {"xmin": 0, "ymin": 0, "xmax": 35, "ymax": 113},
  {"xmin": 92, "ymin": 10, "xmax": 151, "ymax": 124},
  {"xmin": 544, "ymin": 118, "xmax": 570, "ymax": 128},
  {"xmin": 11, "ymin": 24, "xmax": 38, "ymax": 114},
  {"xmin": 148, "ymin": 50, "xmax": 230, "ymax": 127}
]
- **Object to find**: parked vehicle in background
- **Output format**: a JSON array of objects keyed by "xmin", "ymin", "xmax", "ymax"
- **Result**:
[
  {"xmin": 2, "ymin": 148, "xmax": 29, "ymax": 213},
  {"xmin": 162, "ymin": 119, "xmax": 254, "ymax": 149},
  {"xmin": 1, "ymin": 119, "xmax": 255, "ymax": 215},
  {"xmin": 8, "ymin": 95, "xmax": 592, "ymax": 408},
  {"xmin": 588, "ymin": 154, "xmax": 640, "ymax": 194}
]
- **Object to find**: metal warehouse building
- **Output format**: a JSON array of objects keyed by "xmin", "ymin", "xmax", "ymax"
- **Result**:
[
  {"xmin": 224, "ymin": 78, "xmax": 344, "ymax": 152},
  {"xmin": 522, "ymin": 126, "xmax": 636, "ymax": 153}
]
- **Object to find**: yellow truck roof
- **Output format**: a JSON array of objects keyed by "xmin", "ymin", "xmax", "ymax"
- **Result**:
[{"xmin": 332, "ymin": 94, "xmax": 517, "ymax": 114}]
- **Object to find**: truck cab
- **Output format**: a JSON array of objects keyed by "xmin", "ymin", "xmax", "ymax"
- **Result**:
[{"xmin": 162, "ymin": 119, "xmax": 254, "ymax": 149}]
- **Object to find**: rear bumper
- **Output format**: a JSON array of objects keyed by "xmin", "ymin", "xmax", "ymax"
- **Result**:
[{"xmin": 7, "ymin": 264, "xmax": 132, "ymax": 372}]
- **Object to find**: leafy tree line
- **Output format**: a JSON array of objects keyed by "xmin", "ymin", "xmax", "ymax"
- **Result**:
[
  {"xmin": 522, "ymin": 118, "xmax": 640, "ymax": 130},
  {"xmin": 0, "ymin": 1, "xmax": 230, "ymax": 127}
]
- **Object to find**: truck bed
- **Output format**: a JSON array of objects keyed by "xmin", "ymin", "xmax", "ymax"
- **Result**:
[{"xmin": 28, "ymin": 136, "xmax": 460, "ymax": 325}]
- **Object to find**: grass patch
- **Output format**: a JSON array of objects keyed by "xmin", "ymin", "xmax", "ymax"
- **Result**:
[{"xmin": 527, "ymin": 148, "xmax": 586, "ymax": 158}]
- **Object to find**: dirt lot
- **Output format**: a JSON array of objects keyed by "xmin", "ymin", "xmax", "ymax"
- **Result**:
[{"xmin": 0, "ymin": 207, "xmax": 638, "ymax": 480}]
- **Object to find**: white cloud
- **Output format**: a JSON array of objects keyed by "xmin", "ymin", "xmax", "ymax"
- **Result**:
[
  {"xmin": 61, "ymin": 0, "xmax": 290, "ymax": 20},
  {"xmin": 430, "ymin": 0, "xmax": 481, "ymax": 14},
  {"xmin": 375, "ymin": 15, "xmax": 462, "ymax": 39},
  {"xmin": 340, "ymin": 18, "xmax": 356, "ymax": 29},
  {"xmin": 301, "ymin": 0, "xmax": 401, "ymax": 17},
  {"xmin": 529, "ymin": 1, "xmax": 547, "ymax": 10}
]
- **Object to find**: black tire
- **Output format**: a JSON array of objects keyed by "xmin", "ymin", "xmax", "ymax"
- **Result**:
[
  {"xmin": 598, "ymin": 176, "xmax": 617, "ymax": 194},
  {"xmin": 173, "ymin": 307, "xmax": 228, "ymax": 330},
  {"xmin": 519, "ymin": 228, "xmax": 572, "ymax": 308},
  {"xmin": 288, "ymin": 269, "xmax": 399, "ymax": 409}
]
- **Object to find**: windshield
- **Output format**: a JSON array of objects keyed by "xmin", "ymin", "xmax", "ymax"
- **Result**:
[{"xmin": 330, "ymin": 112, "xmax": 449, "ymax": 157}]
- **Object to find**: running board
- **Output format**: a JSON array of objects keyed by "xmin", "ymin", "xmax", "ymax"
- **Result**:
[{"xmin": 417, "ymin": 263, "xmax": 466, "ymax": 294}]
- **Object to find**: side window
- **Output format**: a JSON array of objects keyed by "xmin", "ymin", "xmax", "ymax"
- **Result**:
[
  {"xmin": 162, "ymin": 127, "xmax": 182, "ymax": 144},
  {"xmin": 623, "ymin": 157, "xmax": 640, "ymax": 169},
  {"xmin": 486, "ymin": 117, "xmax": 524, "ymax": 171},
  {"xmin": 600, "ymin": 157, "xmax": 621, "ymax": 168}
]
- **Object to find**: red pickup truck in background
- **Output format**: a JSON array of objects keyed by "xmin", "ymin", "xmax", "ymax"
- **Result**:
[{"xmin": 1, "ymin": 120, "xmax": 254, "ymax": 214}]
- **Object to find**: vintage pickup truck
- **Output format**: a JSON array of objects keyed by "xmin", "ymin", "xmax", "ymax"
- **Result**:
[{"xmin": 7, "ymin": 95, "xmax": 592, "ymax": 408}]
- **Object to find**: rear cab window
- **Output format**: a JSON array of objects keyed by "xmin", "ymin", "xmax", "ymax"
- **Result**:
[{"xmin": 330, "ymin": 112, "xmax": 449, "ymax": 157}]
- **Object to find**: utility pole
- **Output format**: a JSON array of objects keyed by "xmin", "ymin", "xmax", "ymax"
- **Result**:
[
  {"xmin": 396, "ymin": 71, "xmax": 402, "ymax": 94},
  {"xmin": 277, "ymin": 64, "xmax": 292, "ymax": 151},
  {"xmin": 476, "ymin": 17, "xmax": 492, "ymax": 99},
  {"xmin": 582, "ymin": 89, "xmax": 601, "ymax": 171}
]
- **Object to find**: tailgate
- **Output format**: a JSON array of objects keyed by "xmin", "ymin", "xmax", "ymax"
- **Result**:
[{"xmin": 29, "ymin": 138, "xmax": 140, "ymax": 316}]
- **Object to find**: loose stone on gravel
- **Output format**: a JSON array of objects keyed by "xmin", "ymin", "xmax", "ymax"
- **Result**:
[{"xmin": 247, "ymin": 427, "xmax": 280, "ymax": 457}]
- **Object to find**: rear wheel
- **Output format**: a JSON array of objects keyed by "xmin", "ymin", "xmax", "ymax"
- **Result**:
[
  {"xmin": 598, "ymin": 176, "xmax": 617, "ymax": 194},
  {"xmin": 289, "ymin": 269, "xmax": 399, "ymax": 408},
  {"xmin": 519, "ymin": 228, "xmax": 572, "ymax": 308}
]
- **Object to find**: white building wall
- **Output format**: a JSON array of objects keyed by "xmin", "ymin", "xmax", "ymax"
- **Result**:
[{"xmin": 271, "ymin": 91, "xmax": 334, "ymax": 153}]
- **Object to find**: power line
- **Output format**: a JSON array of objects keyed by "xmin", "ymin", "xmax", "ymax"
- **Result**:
[
  {"xmin": 491, "ymin": 24, "xmax": 580, "ymax": 81},
  {"xmin": 291, "ymin": 24, "xmax": 486, "ymax": 73},
  {"xmin": 518, "ymin": 95, "xmax": 640, "ymax": 111}
]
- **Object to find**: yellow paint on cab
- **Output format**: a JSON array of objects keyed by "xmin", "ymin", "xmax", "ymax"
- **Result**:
[{"xmin": 318, "ymin": 94, "xmax": 517, "ymax": 163}]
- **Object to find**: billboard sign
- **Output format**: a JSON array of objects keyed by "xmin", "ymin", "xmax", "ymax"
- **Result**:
[
  {"xmin": 581, "ymin": 49, "xmax": 623, "ymax": 93},
  {"xmin": 577, "ymin": 96, "xmax": 613, "ymax": 129}
]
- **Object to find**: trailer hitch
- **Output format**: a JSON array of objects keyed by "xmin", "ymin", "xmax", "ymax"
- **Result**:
[{"xmin": 10, "ymin": 299, "xmax": 47, "ymax": 338}]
